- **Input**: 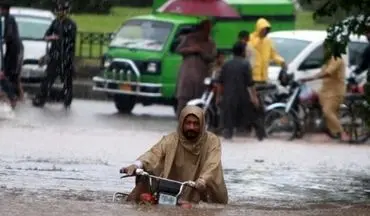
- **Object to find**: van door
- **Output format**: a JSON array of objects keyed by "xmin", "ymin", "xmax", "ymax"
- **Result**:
[{"xmin": 295, "ymin": 44, "xmax": 324, "ymax": 93}]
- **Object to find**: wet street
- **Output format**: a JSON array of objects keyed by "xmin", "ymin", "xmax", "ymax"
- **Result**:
[{"xmin": 1, "ymin": 99, "xmax": 370, "ymax": 215}]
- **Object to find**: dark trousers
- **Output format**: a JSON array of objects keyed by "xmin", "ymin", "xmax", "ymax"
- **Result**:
[
  {"xmin": 223, "ymin": 98, "xmax": 265, "ymax": 140},
  {"xmin": 251, "ymin": 98, "xmax": 266, "ymax": 140},
  {"xmin": 1, "ymin": 51, "xmax": 23, "ymax": 100},
  {"xmin": 0, "ymin": 78, "xmax": 16, "ymax": 100},
  {"xmin": 38, "ymin": 60, "xmax": 73, "ymax": 104}
]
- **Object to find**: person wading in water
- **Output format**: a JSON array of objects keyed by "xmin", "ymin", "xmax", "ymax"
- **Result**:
[
  {"xmin": 0, "ymin": 0, "xmax": 24, "ymax": 107},
  {"xmin": 32, "ymin": 0, "xmax": 77, "ymax": 108}
]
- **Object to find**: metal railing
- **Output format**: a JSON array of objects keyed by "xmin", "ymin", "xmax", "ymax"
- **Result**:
[{"xmin": 77, "ymin": 32, "xmax": 113, "ymax": 59}]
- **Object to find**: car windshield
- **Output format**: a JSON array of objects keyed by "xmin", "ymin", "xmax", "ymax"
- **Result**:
[
  {"xmin": 14, "ymin": 16, "xmax": 52, "ymax": 40},
  {"xmin": 269, "ymin": 37, "xmax": 311, "ymax": 64},
  {"xmin": 110, "ymin": 19, "xmax": 173, "ymax": 51}
]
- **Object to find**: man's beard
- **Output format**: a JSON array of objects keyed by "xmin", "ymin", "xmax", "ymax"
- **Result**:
[{"xmin": 183, "ymin": 130, "xmax": 199, "ymax": 140}]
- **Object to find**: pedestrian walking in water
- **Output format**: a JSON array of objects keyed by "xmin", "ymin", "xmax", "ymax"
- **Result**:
[
  {"xmin": 299, "ymin": 42, "xmax": 349, "ymax": 141},
  {"xmin": 217, "ymin": 42, "xmax": 263, "ymax": 140},
  {"xmin": 0, "ymin": 0, "xmax": 24, "ymax": 107},
  {"xmin": 175, "ymin": 19, "xmax": 217, "ymax": 117},
  {"xmin": 32, "ymin": 0, "xmax": 77, "ymax": 108}
]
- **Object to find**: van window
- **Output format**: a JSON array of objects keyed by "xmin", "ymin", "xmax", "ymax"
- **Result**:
[
  {"xmin": 299, "ymin": 45, "xmax": 324, "ymax": 70},
  {"xmin": 348, "ymin": 41, "xmax": 368, "ymax": 66}
]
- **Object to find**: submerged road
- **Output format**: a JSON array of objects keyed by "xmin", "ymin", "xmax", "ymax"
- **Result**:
[{"xmin": 0, "ymin": 99, "xmax": 370, "ymax": 215}]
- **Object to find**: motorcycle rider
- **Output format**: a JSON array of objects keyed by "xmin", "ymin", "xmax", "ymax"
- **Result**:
[
  {"xmin": 120, "ymin": 105, "xmax": 228, "ymax": 204},
  {"xmin": 211, "ymin": 50, "xmax": 225, "ymax": 79},
  {"xmin": 0, "ymin": 0, "xmax": 24, "ymax": 106},
  {"xmin": 210, "ymin": 51, "xmax": 226, "ymax": 133},
  {"xmin": 32, "ymin": 0, "xmax": 77, "ymax": 108}
]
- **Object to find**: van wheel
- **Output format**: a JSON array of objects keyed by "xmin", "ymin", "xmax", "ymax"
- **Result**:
[{"xmin": 114, "ymin": 94, "xmax": 136, "ymax": 114}]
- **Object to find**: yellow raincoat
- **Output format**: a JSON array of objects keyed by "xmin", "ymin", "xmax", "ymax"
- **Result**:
[
  {"xmin": 249, "ymin": 18, "xmax": 285, "ymax": 82},
  {"xmin": 136, "ymin": 105, "xmax": 228, "ymax": 204}
]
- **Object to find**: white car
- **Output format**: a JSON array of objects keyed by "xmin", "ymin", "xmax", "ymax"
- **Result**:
[
  {"xmin": 10, "ymin": 7, "xmax": 55, "ymax": 82},
  {"xmin": 268, "ymin": 30, "xmax": 368, "ymax": 92}
]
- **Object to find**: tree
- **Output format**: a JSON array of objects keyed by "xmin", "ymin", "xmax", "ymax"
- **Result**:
[{"xmin": 304, "ymin": 0, "xmax": 370, "ymax": 57}]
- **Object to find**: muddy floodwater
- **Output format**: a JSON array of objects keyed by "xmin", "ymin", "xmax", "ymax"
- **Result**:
[{"xmin": 1, "ymin": 100, "xmax": 370, "ymax": 215}]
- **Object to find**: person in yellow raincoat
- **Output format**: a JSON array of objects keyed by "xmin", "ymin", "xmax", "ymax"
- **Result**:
[
  {"xmin": 299, "ymin": 43, "xmax": 349, "ymax": 141},
  {"xmin": 249, "ymin": 18, "xmax": 287, "ymax": 83},
  {"xmin": 120, "ymin": 105, "xmax": 228, "ymax": 204}
]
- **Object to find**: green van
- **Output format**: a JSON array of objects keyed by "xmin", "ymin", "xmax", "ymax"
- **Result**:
[{"xmin": 92, "ymin": 0, "xmax": 296, "ymax": 113}]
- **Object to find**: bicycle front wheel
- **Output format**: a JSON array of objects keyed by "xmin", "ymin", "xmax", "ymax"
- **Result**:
[{"xmin": 341, "ymin": 109, "xmax": 370, "ymax": 144}]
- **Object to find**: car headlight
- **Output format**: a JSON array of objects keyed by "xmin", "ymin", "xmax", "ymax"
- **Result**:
[{"xmin": 146, "ymin": 62, "xmax": 158, "ymax": 73}]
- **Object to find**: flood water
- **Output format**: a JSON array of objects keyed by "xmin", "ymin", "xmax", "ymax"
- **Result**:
[{"xmin": 1, "ymin": 100, "xmax": 370, "ymax": 215}]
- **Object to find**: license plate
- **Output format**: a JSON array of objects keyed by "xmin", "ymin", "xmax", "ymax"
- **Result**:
[
  {"xmin": 158, "ymin": 193, "xmax": 177, "ymax": 206},
  {"xmin": 120, "ymin": 84, "xmax": 131, "ymax": 91}
]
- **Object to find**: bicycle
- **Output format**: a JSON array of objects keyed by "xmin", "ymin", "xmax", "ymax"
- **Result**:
[{"xmin": 113, "ymin": 168, "xmax": 196, "ymax": 207}]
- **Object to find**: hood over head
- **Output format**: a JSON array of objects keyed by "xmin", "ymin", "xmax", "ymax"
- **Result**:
[
  {"xmin": 177, "ymin": 105, "xmax": 207, "ymax": 155},
  {"xmin": 255, "ymin": 18, "xmax": 271, "ymax": 34}
]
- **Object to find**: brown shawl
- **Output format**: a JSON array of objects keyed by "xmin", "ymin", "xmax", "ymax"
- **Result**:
[{"xmin": 137, "ymin": 105, "xmax": 228, "ymax": 204}]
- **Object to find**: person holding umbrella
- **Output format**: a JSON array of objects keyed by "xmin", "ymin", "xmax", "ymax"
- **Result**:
[
  {"xmin": 175, "ymin": 19, "xmax": 217, "ymax": 117},
  {"xmin": 32, "ymin": 0, "xmax": 77, "ymax": 108},
  {"xmin": 0, "ymin": 0, "xmax": 23, "ymax": 107}
]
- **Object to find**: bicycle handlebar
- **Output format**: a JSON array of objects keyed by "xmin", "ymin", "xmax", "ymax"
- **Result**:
[{"xmin": 120, "ymin": 168, "xmax": 196, "ymax": 188}]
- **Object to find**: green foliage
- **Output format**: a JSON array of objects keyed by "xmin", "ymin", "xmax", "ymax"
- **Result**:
[
  {"xmin": 325, "ymin": 15, "xmax": 369, "ymax": 57},
  {"xmin": 14, "ymin": 0, "xmax": 115, "ymax": 14},
  {"xmin": 303, "ymin": 0, "xmax": 370, "ymax": 57}
]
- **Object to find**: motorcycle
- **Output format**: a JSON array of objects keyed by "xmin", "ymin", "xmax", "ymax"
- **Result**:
[
  {"xmin": 187, "ymin": 77, "xmax": 220, "ymax": 130},
  {"xmin": 113, "ymin": 168, "xmax": 196, "ymax": 208},
  {"xmin": 341, "ymin": 73, "xmax": 370, "ymax": 143},
  {"xmin": 187, "ymin": 76, "xmax": 279, "ymax": 131},
  {"xmin": 264, "ymin": 72, "xmax": 366, "ymax": 141}
]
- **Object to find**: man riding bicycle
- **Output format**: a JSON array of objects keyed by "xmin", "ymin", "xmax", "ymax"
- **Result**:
[{"xmin": 120, "ymin": 105, "xmax": 228, "ymax": 204}]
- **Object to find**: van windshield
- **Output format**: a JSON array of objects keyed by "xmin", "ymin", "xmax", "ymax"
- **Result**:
[{"xmin": 110, "ymin": 19, "xmax": 173, "ymax": 51}]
